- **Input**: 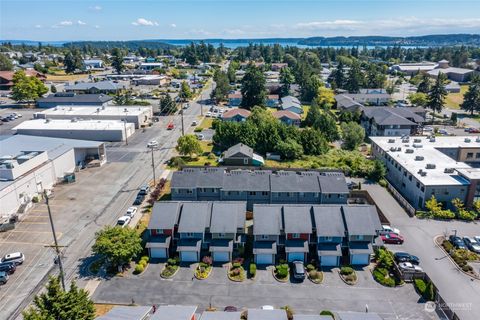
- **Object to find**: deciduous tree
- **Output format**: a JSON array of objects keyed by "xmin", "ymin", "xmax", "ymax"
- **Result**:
[
  {"xmin": 11, "ymin": 70, "xmax": 48, "ymax": 103},
  {"xmin": 176, "ymin": 134, "xmax": 203, "ymax": 158},
  {"xmin": 341, "ymin": 121, "xmax": 365, "ymax": 150}
]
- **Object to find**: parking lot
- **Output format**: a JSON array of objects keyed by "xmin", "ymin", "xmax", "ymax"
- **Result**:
[
  {"xmin": 92, "ymin": 262, "xmax": 437, "ymax": 320},
  {"xmin": 0, "ymin": 107, "xmax": 41, "ymax": 136}
]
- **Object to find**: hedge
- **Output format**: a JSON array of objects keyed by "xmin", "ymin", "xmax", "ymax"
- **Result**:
[{"xmin": 373, "ymin": 267, "xmax": 395, "ymax": 287}]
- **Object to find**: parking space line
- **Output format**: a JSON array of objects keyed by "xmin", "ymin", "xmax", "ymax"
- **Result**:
[
  {"xmin": 15, "ymin": 222, "xmax": 48, "ymax": 225},
  {"xmin": 0, "ymin": 240, "xmax": 51, "ymax": 246}
]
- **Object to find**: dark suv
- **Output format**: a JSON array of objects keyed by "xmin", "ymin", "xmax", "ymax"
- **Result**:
[
  {"xmin": 292, "ymin": 261, "xmax": 305, "ymax": 281},
  {"xmin": 0, "ymin": 262, "xmax": 16, "ymax": 274},
  {"xmin": 394, "ymin": 252, "xmax": 420, "ymax": 265},
  {"xmin": 449, "ymin": 235, "xmax": 467, "ymax": 249}
]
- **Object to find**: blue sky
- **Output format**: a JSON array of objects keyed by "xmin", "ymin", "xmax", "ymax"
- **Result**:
[{"xmin": 1, "ymin": 0, "xmax": 480, "ymax": 41}]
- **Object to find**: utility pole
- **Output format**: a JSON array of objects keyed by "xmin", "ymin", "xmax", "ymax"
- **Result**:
[
  {"xmin": 123, "ymin": 109, "xmax": 129, "ymax": 145},
  {"xmin": 44, "ymin": 190, "xmax": 66, "ymax": 291},
  {"xmin": 150, "ymin": 146, "xmax": 156, "ymax": 186},
  {"xmin": 180, "ymin": 109, "xmax": 185, "ymax": 136}
]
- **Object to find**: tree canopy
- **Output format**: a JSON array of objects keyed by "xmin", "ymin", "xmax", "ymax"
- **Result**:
[
  {"xmin": 240, "ymin": 64, "xmax": 266, "ymax": 109},
  {"xmin": 11, "ymin": 70, "xmax": 48, "ymax": 103},
  {"xmin": 0, "ymin": 54, "xmax": 13, "ymax": 71},
  {"xmin": 426, "ymin": 73, "xmax": 447, "ymax": 120},
  {"xmin": 460, "ymin": 75, "xmax": 480, "ymax": 115},
  {"xmin": 176, "ymin": 134, "xmax": 203, "ymax": 158},
  {"xmin": 341, "ymin": 121, "xmax": 365, "ymax": 151}
]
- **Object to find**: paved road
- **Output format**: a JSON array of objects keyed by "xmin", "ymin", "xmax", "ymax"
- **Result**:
[
  {"xmin": 0, "ymin": 81, "xmax": 212, "ymax": 320},
  {"xmin": 362, "ymin": 183, "xmax": 480, "ymax": 320}
]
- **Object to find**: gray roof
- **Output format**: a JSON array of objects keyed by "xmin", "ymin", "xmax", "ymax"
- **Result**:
[
  {"xmin": 224, "ymin": 143, "xmax": 253, "ymax": 159},
  {"xmin": 336, "ymin": 312, "xmax": 383, "ymax": 320},
  {"xmin": 342, "ymin": 205, "xmax": 382, "ymax": 236},
  {"xmin": 283, "ymin": 205, "xmax": 312, "ymax": 234},
  {"xmin": 178, "ymin": 202, "xmax": 211, "ymax": 233},
  {"xmin": 96, "ymin": 306, "xmax": 152, "ymax": 320},
  {"xmin": 335, "ymin": 94, "xmax": 363, "ymax": 109},
  {"xmin": 271, "ymin": 171, "xmax": 321, "ymax": 193},
  {"xmin": 148, "ymin": 202, "xmax": 181, "ymax": 230},
  {"xmin": 210, "ymin": 202, "xmax": 246, "ymax": 233},
  {"xmin": 253, "ymin": 204, "xmax": 283, "ymax": 235},
  {"xmin": 294, "ymin": 315, "xmax": 332, "ymax": 320},
  {"xmin": 37, "ymin": 93, "xmax": 112, "ymax": 104},
  {"xmin": 317, "ymin": 243, "xmax": 342, "ymax": 256},
  {"xmin": 349, "ymin": 242, "xmax": 373, "ymax": 255},
  {"xmin": 281, "ymin": 95, "xmax": 301, "ymax": 108},
  {"xmin": 222, "ymin": 170, "xmax": 271, "ymax": 192},
  {"xmin": 312, "ymin": 205, "xmax": 345, "ymax": 237},
  {"xmin": 248, "ymin": 309, "xmax": 288, "ymax": 320},
  {"xmin": 361, "ymin": 107, "xmax": 424, "ymax": 126},
  {"xmin": 200, "ymin": 311, "xmax": 242, "ymax": 320},
  {"xmin": 318, "ymin": 173, "xmax": 349, "ymax": 194},
  {"xmin": 150, "ymin": 306, "xmax": 198, "ymax": 320},
  {"xmin": 65, "ymin": 80, "xmax": 119, "ymax": 91},
  {"xmin": 171, "ymin": 168, "xmax": 224, "ymax": 189}
]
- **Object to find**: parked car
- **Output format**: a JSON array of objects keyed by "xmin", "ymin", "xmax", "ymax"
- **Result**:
[
  {"xmin": 205, "ymin": 112, "xmax": 212, "ymax": 117},
  {"xmin": 474, "ymin": 236, "xmax": 480, "ymax": 244},
  {"xmin": 292, "ymin": 261, "xmax": 305, "ymax": 281},
  {"xmin": 167, "ymin": 122, "xmax": 175, "ymax": 130},
  {"xmin": 116, "ymin": 216, "xmax": 131, "ymax": 227},
  {"xmin": 0, "ymin": 271, "xmax": 9, "ymax": 285},
  {"xmin": 138, "ymin": 185, "xmax": 150, "ymax": 195},
  {"xmin": 1, "ymin": 117, "xmax": 10, "ymax": 122},
  {"xmin": 463, "ymin": 237, "xmax": 480, "ymax": 254},
  {"xmin": 394, "ymin": 252, "xmax": 420, "ymax": 265},
  {"xmin": 133, "ymin": 194, "xmax": 145, "ymax": 205},
  {"xmin": 12, "ymin": 112, "xmax": 22, "ymax": 118},
  {"xmin": 1, "ymin": 252, "xmax": 25, "ymax": 265},
  {"xmin": 191, "ymin": 120, "xmax": 198, "ymax": 126},
  {"xmin": 0, "ymin": 262, "xmax": 16, "ymax": 274},
  {"xmin": 381, "ymin": 232, "xmax": 404, "ymax": 244},
  {"xmin": 398, "ymin": 262, "xmax": 423, "ymax": 272},
  {"xmin": 466, "ymin": 127, "xmax": 480, "ymax": 133},
  {"xmin": 126, "ymin": 206, "xmax": 137, "ymax": 218},
  {"xmin": 449, "ymin": 235, "xmax": 467, "ymax": 249},
  {"xmin": 196, "ymin": 133, "xmax": 204, "ymax": 140},
  {"xmin": 382, "ymin": 225, "xmax": 400, "ymax": 234},
  {"xmin": 147, "ymin": 140, "xmax": 159, "ymax": 148}
]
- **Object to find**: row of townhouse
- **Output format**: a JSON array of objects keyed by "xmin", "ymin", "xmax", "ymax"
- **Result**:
[
  {"xmin": 146, "ymin": 201, "xmax": 382, "ymax": 267},
  {"xmin": 171, "ymin": 168, "xmax": 350, "ymax": 210}
]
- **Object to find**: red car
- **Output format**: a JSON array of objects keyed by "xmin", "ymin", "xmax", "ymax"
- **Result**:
[
  {"xmin": 167, "ymin": 122, "xmax": 175, "ymax": 130},
  {"xmin": 381, "ymin": 232, "xmax": 404, "ymax": 244},
  {"xmin": 468, "ymin": 128, "xmax": 480, "ymax": 133}
]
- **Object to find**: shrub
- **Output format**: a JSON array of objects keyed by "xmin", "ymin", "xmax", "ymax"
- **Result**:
[
  {"xmin": 194, "ymin": 127, "xmax": 203, "ymax": 132},
  {"xmin": 306, "ymin": 264, "xmax": 316, "ymax": 272},
  {"xmin": 373, "ymin": 267, "xmax": 395, "ymax": 287},
  {"xmin": 230, "ymin": 268, "xmax": 241, "ymax": 276},
  {"xmin": 138, "ymin": 259, "xmax": 147, "ymax": 267},
  {"xmin": 414, "ymin": 279, "xmax": 427, "ymax": 295},
  {"xmin": 202, "ymin": 256, "xmax": 213, "ymax": 265},
  {"xmin": 345, "ymin": 274, "xmax": 357, "ymax": 282},
  {"xmin": 462, "ymin": 264, "xmax": 473, "ymax": 272},
  {"xmin": 320, "ymin": 310, "xmax": 335, "ymax": 318},
  {"xmin": 233, "ymin": 257, "xmax": 244, "ymax": 264},
  {"xmin": 309, "ymin": 270, "xmax": 323, "ymax": 281},
  {"xmin": 379, "ymin": 179, "xmax": 387, "ymax": 188},
  {"xmin": 207, "ymin": 153, "xmax": 216, "ymax": 160},
  {"xmin": 232, "ymin": 262, "xmax": 241, "ymax": 269},
  {"xmin": 169, "ymin": 156, "xmax": 186, "ymax": 168},
  {"xmin": 140, "ymin": 256, "xmax": 149, "ymax": 263},
  {"xmin": 199, "ymin": 262, "xmax": 209, "ymax": 268},
  {"xmin": 249, "ymin": 263, "xmax": 256, "ymax": 277},
  {"xmin": 340, "ymin": 266, "xmax": 354, "ymax": 275},
  {"xmin": 134, "ymin": 264, "xmax": 144, "ymax": 274},
  {"xmin": 276, "ymin": 264, "xmax": 289, "ymax": 279},
  {"xmin": 167, "ymin": 258, "xmax": 178, "ymax": 266},
  {"xmin": 442, "ymin": 240, "xmax": 454, "ymax": 252}
]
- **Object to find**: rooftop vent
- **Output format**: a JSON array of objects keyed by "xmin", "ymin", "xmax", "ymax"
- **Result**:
[
  {"xmin": 387, "ymin": 139, "xmax": 395, "ymax": 143},
  {"xmin": 415, "ymin": 156, "xmax": 424, "ymax": 161},
  {"xmin": 444, "ymin": 168, "xmax": 455, "ymax": 173},
  {"xmin": 414, "ymin": 138, "xmax": 422, "ymax": 143},
  {"xmin": 402, "ymin": 139, "xmax": 410, "ymax": 143},
  {"xmin": 426, "ymin": 163, "xmax": 436, "ymax": 169},
  {"xmin": 464, "ymin": 138, "xmax": 471, "ymax": 143},
  {"xmin": 413, "ymin": 143, "xmax": 423, "ymax": 148},
  {"xmin": 420, "ymin": 171, "xmax": 427, "ymax": 177},
  {"xmin": 405, "ymin": 149, "xmax": 414, "ymax": 154},
  {"xmin": 71, "ymin": 118, "xmax": 77, "ymax": 122},
  {"xmin": 429, "ymin": 137, "xmax": 436, "ymax": 142}
]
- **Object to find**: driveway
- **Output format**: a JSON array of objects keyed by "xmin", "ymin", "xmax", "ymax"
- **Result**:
[
  {"xmin": 362, "ymin": 183, "xmax": 480, "ymax": 320},
  {"xmin": 92, "ymin": 263, "xmax": 436, "ymax": 319}
]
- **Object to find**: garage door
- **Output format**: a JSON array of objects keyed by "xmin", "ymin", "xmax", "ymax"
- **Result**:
[
  {"xmin": 213, "ymin": 251, "xmax": 230, "ymax": 262},
  {"xmin": 351, "ymin": 254, "xmax": 370, "ymax": 265},
  {"xmin": 149, "ymin": 248, "xmax": 167, "ymax": 259},
  {"xmin": 255, "ymin": 254, "xmax": 274, "ymax": 265},
  {"xmin": 320, "ymin": 255, "xmax": 338, "ymax": 267},
  {"xmin": 287, "ymin": 252, "xmax": 305, "ymax": 262},
  {"xmin": 180, "ymin": 251, "xmax": 198, "ymax": 262}
]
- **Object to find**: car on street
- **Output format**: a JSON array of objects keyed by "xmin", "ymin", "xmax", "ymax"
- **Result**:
[
  {"xmin": 394, "ymin": 252, "xmax": 420, "ymax": 265},
  {"xmin": 465, "ymin": 127, "xmax": 480, "ymax": 133},
  {"xmin": 422, "ymin": 126, "xmax": 433, "ymax": 132},
  {"xmin": 449, "ymin": 235, "xmax": 467, "ymax": 249},
  {"xmin": 292, "ymin": 260, "xmax": 305, "ymax": 281},
  {"xmin": 147, "ymin": 140, "xmax": 159, "ymax": 148},
  {"xmin": 0, "ymin": 262, "xmax": 16, "ymax": 274},
  {"xmin": 206, "ymin": 112, "xmax": 212, "ymax": 117},
  {"xmin": 463, "ymin": 237, "xmax": 480, "ymax": 254},
  {"xmin": 2, "ymin": 117, "xmax": 10, "ymax": 122},
  {"xmin": 138, "ymin": 185, "xmax": 150, "ymax": 195},
  {"xmin": 12, "ymin": 112, "xmax": 22, "ymax": 118},
  {"xmin": 117, "ymin": 216, "xmax": 131, "ymax": 227},
  {"xmin": 438, "ymin": 129, "xmax": 449, "ymax": 135},
  {"xmin": 1, "ymin": 252, "xmax": 25, "ymax": 265},
  {"xmin": 167, "ymin": 122, "xmax": 175, "ymax": 130},
  {"xmin": 183, "ymin": 103, "xmax": 190, "ymax": 109},
  {"xmin": 381, "ymin": 232, "xmax": 404, "ymax": 244},
  {"xmin": 0, "ymin": 271, "xmax": 9, "ymax": 285},
  {"xmin": 126, "ymin": 206, "xmax": 137, "ymax": 218},
  {"xmin": 382, "ymin": 225, "xmax": 400, "ymax": 234},
  {"xmin": 191, "ymin": 120, "xmax": 198, "ymax": 126},
  {"xmin": 133, "ymin": 194, "xmax": 145, "ymax": 205},
  {"xmin": 399, "ymin": 262, "xmax": 423, "ymax": 272}
]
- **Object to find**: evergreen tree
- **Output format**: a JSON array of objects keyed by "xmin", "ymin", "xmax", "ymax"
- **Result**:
[
  {"xmin": 211, "ymin": 70, "xmax": 230, "ymax": 102},
  {"xmin": 460, "ymin": 75, "xmax": 480, "ymax": 115},
  {"xmin": 240, "ymin": 64, "xmax": 266, "ymax": 109},
  {"xmin": 111, "ymin": 48, "xmax": 124, "ymax": 74},
  {"xmin": 314, "ymin": 112, "xmax": 340, "ymax": 142},
  {"xmin": 417, "ymin": 73, "xmax": 431, "ymax": 94},
  {"xmin": 279, "ymin": 66, "xmax": 294, "ymax": 97},
  {"xmin": 341, "ymin": 121, "xmax": 365, "ymax": 150},
  {"xmin": 333, "ymin": 61, "xmax": 346, "ymax": 89},
  {"xmin": 426, "ymin": 73, "xmax": 447, "ymax": 123},
  {"xmin": 0, "ymin": 54, "xmax": 13, "ymax": 71},
  {"xmin": 64, "ymin": 49, "xmax": 82, "ymax": 74},
  {"xmin": 179, "ymin": 81, "xmax": 192, "ymax": 101},
  {"xmin": 299, "ymin": 128, "xmax": 329, "ymax": 155},
  {"xmin": 159, "ymin": 94, "xmax": 177, "ymax": 114},
  {"xmin": 346, "ymin": 63, "xmax": 364, "ymax": 93}
]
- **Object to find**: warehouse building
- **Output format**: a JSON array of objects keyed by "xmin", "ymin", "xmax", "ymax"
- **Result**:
[
  {"xmin": 34, "ymin": 105, "xmax": 152, "ymax": 128},
  {"xmin": 0, "ymin": 135, "xmax": 106, "ymax": 217},
  {"xmin": 371, "ymin": 136, "xmax": 480, "ymax": 210},
  {"xmin": 12, "ymin": 119, "xmax": 135, "ymax": 142},
  {"xmin": 37, "ymin": 93, "xmax": 112, "ymax": 108}
]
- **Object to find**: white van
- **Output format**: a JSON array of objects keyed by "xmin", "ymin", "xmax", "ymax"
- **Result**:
[{"xmin": 1, "ymin": 252, "xmax": 25, "ymax": 265}]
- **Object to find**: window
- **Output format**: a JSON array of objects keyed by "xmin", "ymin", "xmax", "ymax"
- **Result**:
[
  {"xmin": 261, "ymin": 235, "xmax": 269, "ymax": 240},
  {"xmin": 249, "ymin": 191, "xmax": 256, "ymax": 196},
  {"xmin": 186, "ymin": 189, "xmax": 193, "ymax": 194},
  {"xmin": 466, "ymin": 152, "xmax": 474, "ymax": 159},
  {"xmin": 416, "ymin": 182, "xmax": 420, "ymax": 188},
  {"xmin": 324, "ymin": 236, "xmax": 333, "ymax": 242},
  {"xmin": 272, "ymin": 192, "xmax": 278, "ymax": 198},
  {"xmin": 243, "ymin": 158, "xmax": 249, "ymax": 165},
  {"xmin": 299, "ymin": 192, "xmax": 305, "ymax": 197},
  {"xmin": 185, "ymin": 232, "xmax": 194, "ymax": 238},
  {"xmin": 218, "ymin": 233, "xmax": 226, "ymax": 238},
  {"xmin": 262, "ymin": 191, "xmax": 269, "ymax": 196},
  {"xmin": 409, "ymin": 175, "xmax": 412, "ymax": 181},
  {"xmin": 292, "ymin": 233, "xmax": 300, "ymax": 239},
  {"xmin": 421, "ymin": 186, "xmax": 425, "ymax": 192},
  {"xmin": 476, "ymin": 153, "xmax": 480, "ymax": 159},
  {"xmin": 356, "ymin": 235, "xmax": 364, "ymax": 240}
]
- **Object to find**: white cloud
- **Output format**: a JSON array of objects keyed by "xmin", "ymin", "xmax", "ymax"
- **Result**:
[
  {"xmin": 131, "ymin": 18, "xmax": 159, "ymax": 26},
  {"xmin": 89, "ymin": 5, "xmax": 102, "ymax": 11},
  {"xmin": 77, "ymin": 20, "xmax": 87, "ymax": 25},
  {"xmin": 95, "ymin": 25, "xmax": 100, "ymax": 29},
  {"xmin": 170, "ymin": 23, "xmax": 177, "ymax": 28},
  {"xmin": 34, "ymin": 24, "xmax": 42, "ymax": 29},
  {"xmin": 59, "ymin": 20, "xmax": 73, "ymax": 26}
]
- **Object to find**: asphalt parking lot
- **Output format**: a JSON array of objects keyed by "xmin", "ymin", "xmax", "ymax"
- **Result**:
[
  {"xmin": 0, "ymin": 107, "xmax": 41, "ymax": 136},
  {"xmin": 92, "ymin": 263, "xmax": 436, "ymax": 320}
]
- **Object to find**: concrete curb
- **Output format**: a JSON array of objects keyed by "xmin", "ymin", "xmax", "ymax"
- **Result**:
[
  {"xmin": 338, "ymin": 269, "xmax": 358, "ymax": 286},
  {"xmin": 160, "ymin": 264, "xmax": 179, "ymax": 279},
  {"xmin": 433, "ymin": 235, "xmax": 480, "ymax": 280}
]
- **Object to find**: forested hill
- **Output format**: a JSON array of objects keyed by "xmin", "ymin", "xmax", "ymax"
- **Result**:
[
  {"xmin": 299, "ymin": 34, "xmax": 480, "ymax": 46},
  {"xmin": 63, "ymin": 41, "xmax": 176, "ymax": 50}
]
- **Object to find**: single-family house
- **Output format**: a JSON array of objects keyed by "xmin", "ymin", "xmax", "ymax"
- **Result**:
[
  {"xmin": 281, "ymin": 95, "xmax": 303, "ymax": 114},
  {"xmin": 313, "ymin": 205, "xmax": 345, "ymax": 267},
  {"xmin": 96, "ymin": 306, "xmax": 153, "ymax": 320},
  {"xmin": 335, "ymin": 94, "xmax": 363, "ymax": 111},
  {"xmin": 0, "ymin": 70, "xmax": 46, "ymax": 91},
  {"xmin": 360, "ymin": 107, "xmax": 425, "ymax": 136},
  {"xmin": 283, "ymin": 205, "xmax": 312, "ymax": 262},
  {"xmin": 177, "ymin": 202, "xmax": 212, "ymax": 262},
  {"xmin": 82, "ymin": 59, "xmax": 104, "ymax": 71},
  {"xmin": 228, "ymin": 93, "xmax": 242, "ymax": 107},
  {"xmin": 266, "ymin": 94, "xmax": 280, "ymax": 108},
  {"xmin": 146, "ymin": 202, "xmax": 181, "ymax": 259},
  {"xmin": 150, "ymin": 305, "xmax": 198, "ymax": 320},
  {"xmin": 273, "ymin": 110, "xmax": 301, "ymax": 126},
  {"xmin": 253, "ymin": 204, "xmax": 283, "ymax": 265},
  {"xmin": 271, "ymin": 63, "xmax": 288, "ymax": 71},
  {"xmin": 139, "ymin": 62, "xmax": 164, "ymax": 71},
  {"xmin": 222, "ymin": 143, "xmax": 264, "ymax": 166},
  {"xmin": 340, "ymin": 89, "xmax": 390, "ymax": 106},
  {"xmin": 200, "ymin": 311, "xmax": 242, "ymax": 320},
  {"xmin": 221, "ymin": 108, "xmax": 251, "ymax": 122},
  {"xmin": 209, "ymin": 202, "xmax": 246, "ymax": 262},
  {"xmin": 248, "ymin": 309, "xmax": 288, "ymax": 320},
  {"xmin": 342, "ymin": 205, "xmax": 382, "ymax": 265}
]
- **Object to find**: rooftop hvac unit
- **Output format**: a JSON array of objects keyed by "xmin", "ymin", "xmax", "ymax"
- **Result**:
[
  {"xmin": 387, "ymin": 139, "xmax": 395, "ymax": 143},
  {"xmin": 414, "ymin": 138, "xmax": 422, "ymax": 143},
  {"xmin": 413, "ymin": 143, "xmax": 423, "ymax": 148},
  {"xmin": 418, "ymin": 169, "xmax": 423, "ymax": 174},
  {"xmin": 402, "ymin": 139, "xmax": 409, "ymax": 143},
  {"xmin": 415, "ymin": 156, "xmax": 424, "ymax": 161},
  {"xmin": 429, "ymin": 137, "xmax": 436, "ymax": 142},
  {"xmin": 71, "ymin": 118, "xmax": 77, "ymax": 122},
  {"xmin": 405, "ymin": 149, "xmax": 414, "ymax": 153},
  {"xmin": 464, "ymin": 138, "xmax": 471, "ymax": 143},
  {"xmin": 390, "ymin": 147, "xmax": 397, "ymax": 152},
  {"xmin": 45, "ymin": 118, "xmax": 51, "ymax": 123},
  {"xmin": 476, "ymin": 137, "xmax": 480, "ymax": 142},
  {"xmin": 444, "ymin": 168, "xmax": 455, "ymax": 173},
  {"xmin": 426, "ymin": 163, "xmax": 436, "ymax": 169},
  {"xmin": 420, "ymin": 171, "xmax": 427, "ymax": 177}
]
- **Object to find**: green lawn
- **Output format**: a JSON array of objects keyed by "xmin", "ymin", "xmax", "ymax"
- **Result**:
[
  {"xmin": 198, "ymin": 117, "xmax": 214, "ymax": 130},
  {"xmin": 445, "ymin": 85, "xmax": 468, "ymax": 109},
  {"xmin": 179, "ymin": 141, "xmax": 217, "ymax": 167}
]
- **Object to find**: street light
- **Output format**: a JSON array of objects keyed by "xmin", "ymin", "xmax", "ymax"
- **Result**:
[
  {"xmin": 148, "ymin": 145, "xmax": 156, "ymax": 186},
  {"xmin": 123, "ymin": 108, "xmax": 129, "ymax": 145}
]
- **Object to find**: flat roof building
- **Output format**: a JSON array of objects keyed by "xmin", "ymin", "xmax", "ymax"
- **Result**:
[
  {"xmin": 37, "ymin": 93, "xmax": 112, "ymax": 108},
  {"xmin": 13, "ymin": 119, "xmax": 135, "ymax": 142}
]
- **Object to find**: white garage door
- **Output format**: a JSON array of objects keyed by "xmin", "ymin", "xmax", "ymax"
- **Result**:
[
  {"xmin": 320, "ymin": 255, "xmax": 338, "ymax": 267},
  {"xmin": 213, "ymin": 251, "xmax": 230, "ymax": 262},
  {"xmin": 181, "ymin": 251, "xmax": 198, "ymax": 262},
  {"xmin": 255, "ymin": 254, "xmax": 274, "ymax": 265},
  {"xmin": 287, "ymin": 252, "xmax": 305, "ymax": 262},
  {"xmin": 149, "ymin": 248, "xmax": 167, "ymax": 259},
  {"xmin": 351, "ymin": 254, "xmax": 370, "ymax": 265}
]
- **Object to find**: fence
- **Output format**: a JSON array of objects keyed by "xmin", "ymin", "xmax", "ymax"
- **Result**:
[{"xmin": 385, "ymin": 180, "xmax": 416, "ymax": 217}]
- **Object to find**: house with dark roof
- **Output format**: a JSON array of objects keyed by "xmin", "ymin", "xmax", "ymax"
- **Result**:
[
  {"xmin": 253, "ymin": 204, "xmax": 283, "ymax": 265},
  {"xmin": 342, "ymin": 205, "xmax": 382, "ymax": 265},
  {"xmin": 283, "ymin": 205, "xmax": 312, "ymax": 262},
  {"xmin": 65, "ymin": 80, "xmax": 122, "ymax": 94},
  {"xmin": 248, "ymin": 309, "xmax": 288, "ymax": 320},
  {"xmin": 96, "ymin": 306, "xmax": 153, "ymax": 320},
  {"xmin": 146, "ymin": 202, "xmax": 181, "ymax": 259},
  {"xmin": 221, "ymin": 108, "xmax": 251, "ymax": 122},
  {"xmin": 209, "ymin": 202, "xmax": 246, "ymax": 262},
  {"xmin": 273, "ymin": 110, "xmax": 301, "ymax": 126},
  {"xmin": 150, "ymin": 305, "xmax": 198, "ymax": 320},
  {"xmin": 319, "ymin": 172, "xmax": 351, "ymax": 204},
  {"xmin": 177, "ymin": 202, "xmax": 212, "ymax": 262},
  {"xmin": 222, "ymin": 143, "xmax": 264, "ymax": 166},
  {"xmin": 335, "ymin": 94, "xmax": 363, "ymax": 111},
  {"xmin": 360, "ymin": 107, "xmax": 425, "ymax": 136},
  {"xmin": 228, "ymin": 93, "xmax": 242, "ymax": 106},
  {"xmin": 200, "ymin": 311, "xmax": 242, "ymax": 320},
  {"xmin": 221, "ymin": 170, "xmax": 271, "ymax": 208},
  {"xmin": 312, "ymin": 206, "xmax": 345, "ymax": 267},
  {"xmin": 37, "ymin": 93, "xmax": 112, "ymax": 108}
]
